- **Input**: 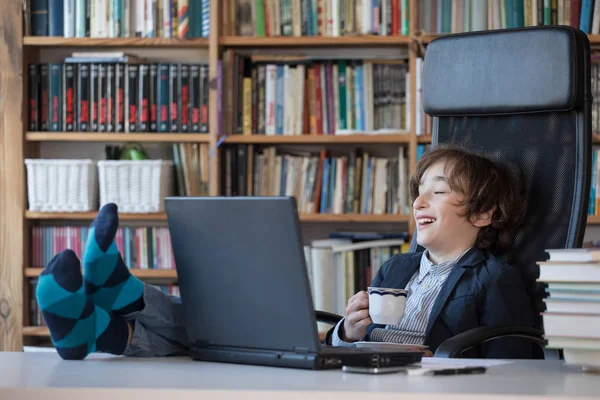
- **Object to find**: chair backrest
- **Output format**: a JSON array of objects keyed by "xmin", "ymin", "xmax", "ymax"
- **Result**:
[{"xmin": 410, "ymin": 26, "xmax": 592, "ymax": 331}]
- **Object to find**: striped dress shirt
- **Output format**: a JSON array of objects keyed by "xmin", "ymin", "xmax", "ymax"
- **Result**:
[{"xmin": 331, "ymin": 248, "xmax": 471, "ymax": 347}]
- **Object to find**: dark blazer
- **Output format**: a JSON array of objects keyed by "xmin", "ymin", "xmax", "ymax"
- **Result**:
[{"xmin": 328, "ymin": 247, "xmax": 534, "ymax": 359}]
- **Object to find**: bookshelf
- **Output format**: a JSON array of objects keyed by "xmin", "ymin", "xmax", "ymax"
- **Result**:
[
  {"xmin": 23, "ymin": 37, "xmax": 210, "ymax": 48},
  {"xmin": 25, "ymin": 133, "xmax": 212, "ymax": 142},
  {"xmin": 3, "ymin": 1, "xmax": 600, "ymax": 346}
]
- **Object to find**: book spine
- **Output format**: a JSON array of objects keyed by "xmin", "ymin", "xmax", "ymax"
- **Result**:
[
  {"xmin": 150, "ymin": 64, "xmax": 158, "ymax": 132},
  {"xmin": 48, "ymin": 0, "xmax": 64, "ymax": 36},
  {"xmin": 90, "ymin": 64, "xmax": 99, "ymax": 131},
  {"xmin": 275, "ymin": 65, "xmax": 284, "ymax": 135},
  {"xmin": 48, "ymin": 63, "xmax": 63, "ymax": 131},
  {"xmin": 64, "ymin": 0, "xmax": 76, "ymax": 37},
  {"xmin": 157, "ymin": 64, "xmax": 170, "ymax": 132},
  {"xmin": 251, "ymin": 66, "xmax": 258, "ymax": 133},
  {"xmin": 201, "ymin": 0, "xmax": 210, "ymax": 37},
  {"xmin": 243, "ymin": 77, "xmax": 252, "ymax": 135},
  {"xmin": 98, "ymin": 64, "xmax": 107, "ymax": 131},
  {"xmin": 106, "ymin": 64, "xmax": 115, "ymax": 131},
  {"xmin": 180, "ymin": 64, "xmax": 190, "ymax": 132},
  {"xmin": 115, "ymin": 64, "xmax": 125, "ymax": 132},
  {"xmin": 136, "ymin": 0, "xmax": 145, "ymax": 36},
  {"xmin": 128, "ymin": 64, "xmax": 139, "ymax": 132},
  {"xmin": 123, "ymin": 0, "xmax": 131, "ymax": 37},
  {"xmin": 76, "ymin": 64, "xmax": 89, "ymax": 131},
  {"xmin": 75, "ymin": 0, "xmax": 87, "ymax": 36},
  {"xmin": 178, "ymin": 0, "xmax": 189, "ymax": 38},
  {"xmin": 64, "ymin": 64, "xmax": 76, "ymax": 131},
  {"xmin": 139, "ymin": 64, "xmax": 150, "ymax": 132},
  {"xmin": 200, "ymin": 64, "xmax": 209, "ymax": 133},
  {"xmin": 29, "ymin": 64, "xmax": 40, "ymax": 131},
  {"xmin": 145, "ymin": 0, "xmax": 155, "ymax": 37},
  {"xmin": 40, "ymin": 64, "xmax": 49, "ymax": 131},
  {"xmin": 190, "ymin": 64, "xmax": 200, "ymax": 132},
  {"xmin": 257, "ymin": 65, "xmax": 266, "ymax": 134},
  {"xmin": 31, "ymin": 0, "xmax": 49, "ymax": 36},
  {"xmin": 170, "ymin": 64, "xmax": 180, "ymax": 132}
]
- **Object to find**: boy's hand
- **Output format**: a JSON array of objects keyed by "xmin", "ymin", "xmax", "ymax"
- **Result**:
[{"xmin": 341, "ymin": 291, "xmax": 372, "ymax": 342}]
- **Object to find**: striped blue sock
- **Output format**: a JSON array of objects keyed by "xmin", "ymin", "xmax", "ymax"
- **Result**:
[
  {"xmin": 83, "ymin": 203, "xmax": 144, "ymax": 315},
  {"xmin": 36, "ymin": 250, "xmax": 129, "ymax": 360}
]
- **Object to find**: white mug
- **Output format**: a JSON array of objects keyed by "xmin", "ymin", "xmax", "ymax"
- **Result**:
[{"xmin": 368, "ymin": 287, "xmax": 408, "ymax": 326}]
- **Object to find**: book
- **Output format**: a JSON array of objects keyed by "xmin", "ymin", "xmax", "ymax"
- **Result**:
[{"xmin": 545, "ymin": 248, "xmax": 600, "ymax": 262}]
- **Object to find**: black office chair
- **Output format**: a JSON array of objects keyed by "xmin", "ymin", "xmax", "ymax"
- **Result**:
[{"xmin": 318, "ymin": 26, "xmax": 593, "ymax": 359}]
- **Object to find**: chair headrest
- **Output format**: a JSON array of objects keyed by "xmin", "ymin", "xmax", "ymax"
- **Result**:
[{"xmin": 422, "ymin": 26, "xmax": 588, "ymax": 116}]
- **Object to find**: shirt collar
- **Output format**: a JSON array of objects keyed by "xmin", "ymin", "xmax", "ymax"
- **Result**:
[{"xmin": 418, "ymin": 247, "xmax": 473, "ymax": 283}]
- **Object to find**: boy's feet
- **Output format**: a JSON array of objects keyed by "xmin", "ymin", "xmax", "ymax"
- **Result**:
[
  {"xmin": 36, "ymin": 250, "xmax": 129, "ymax": 360},
  {"xmin": 83, "ymin": 203, "xmax": 144, "ymax": 315}
]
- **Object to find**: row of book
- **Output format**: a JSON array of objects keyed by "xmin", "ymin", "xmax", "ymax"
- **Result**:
[
  {"xmin": 31, "ymin": 226, "xmax": 176, "ymax": 270},
  {"xmin": 223, "ymin": 51, "xmax": 410, "ymax": 136},
  {"xmin": 304, "ymin": 233, "xmax": 409, "ymax": 324},
  {"xmin": 220, "ymin": 145, "xmax": 410, "ymax": 215},
  {"xmin": 28, "ymin": 279, "xmax": 179, "ymax": 327},
  {"xmin": 29, "ymin": 0, "xmax": 210, "ymax": 38},
  {"xmin": 538, "ymin": 248, "xmax": 600, "ymax": 370},
  {"xmin": 28, "ymin": 229, "xmax": 408, "ymax": 330},
  {"xmin": 28, "ymin": 60, "xmax": 210, "ymax": 133},
  {"xmin": 227, "ymin": 0, "xmax": 410, "ymax": 37},
  {"xmin": 172, "ymin": 143, "xmax": 210, "ymax": 197},
  {"xmin": 419, "ymin": 0, "xmax": 598, "ymax": 34}
]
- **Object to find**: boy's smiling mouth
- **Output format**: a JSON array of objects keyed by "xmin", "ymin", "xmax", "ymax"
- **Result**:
[{"xmin": 416, "ymin": 216, "xmax": 437, "ymax": 226}]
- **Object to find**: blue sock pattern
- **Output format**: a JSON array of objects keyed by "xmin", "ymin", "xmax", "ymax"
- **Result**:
[
  {"xmin": 36, "ymin": 250, "xmax": 129, "ymax": 360},
  {"xmin": 83, "ymin": 203, "xmax": 144, "ymax": 315}
]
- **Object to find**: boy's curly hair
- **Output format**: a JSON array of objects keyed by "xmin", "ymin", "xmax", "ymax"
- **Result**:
[{"xmin": 409, "ymin": 145, "xmax": 525, "ymax": 252}]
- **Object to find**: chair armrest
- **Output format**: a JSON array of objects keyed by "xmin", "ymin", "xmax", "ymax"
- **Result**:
[
  {"xmin": 434, "ymin": 325, "xmax": 560, "ymax": 360},
  {"xmin": 315, "ymin": 310, "xmax": 343, "ymax": 325}
]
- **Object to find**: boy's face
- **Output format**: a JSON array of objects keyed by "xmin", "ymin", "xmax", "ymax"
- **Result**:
[{"xmin": 413, "ymin": 160, "xmax": 488, "ymax": 261}]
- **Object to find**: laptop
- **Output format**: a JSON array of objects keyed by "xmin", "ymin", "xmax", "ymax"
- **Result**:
[{"xmin": 164, "ymin": 196, "xmax": 423, "ymax": 370}]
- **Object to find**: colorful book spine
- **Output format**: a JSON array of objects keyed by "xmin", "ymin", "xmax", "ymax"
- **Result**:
[
  {"xmin": 178, "ymin": 0, "xmax": 189, "ymax": 38},
  {"xmin": 201, "ymin": 0, "xmax": 210, "ymax": 37}
]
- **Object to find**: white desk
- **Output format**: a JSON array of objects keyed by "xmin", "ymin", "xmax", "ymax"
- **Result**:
[{"xmin": 0, "ymin": 351, "xmax": 599, "ymax": 400}]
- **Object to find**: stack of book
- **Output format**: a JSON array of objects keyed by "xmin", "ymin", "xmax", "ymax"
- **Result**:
[{"xmin": 539, "ymin": 248, "xmax": 600, "ymax": 371}]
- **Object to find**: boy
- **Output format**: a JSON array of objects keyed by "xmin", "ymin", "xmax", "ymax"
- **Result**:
[
  {"xmin": 36, "ymin": 145, "xmax": 533, "ymax": 360},
  {"xmin": 328, "ymin": 145, "xmax": 533, "ymax": 358}
]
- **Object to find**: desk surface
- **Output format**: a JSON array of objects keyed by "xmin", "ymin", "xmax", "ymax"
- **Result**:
[{"xmin": 1, "ymin": 351, "xmax": 599, "ymax": 400}]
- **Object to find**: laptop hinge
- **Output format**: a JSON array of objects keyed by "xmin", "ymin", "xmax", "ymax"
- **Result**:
[{"xmin": 294, "ymin": 346, "xmax": 309, "ymax": 354}]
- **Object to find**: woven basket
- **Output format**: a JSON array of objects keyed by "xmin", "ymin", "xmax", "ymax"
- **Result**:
[
  {"xmin": 97, "ymin": 160, "xmax": 174, "ymax": 213},
  {"xmin": 25, "ymin": 159, "xmax": 97, "ymax": 212}
]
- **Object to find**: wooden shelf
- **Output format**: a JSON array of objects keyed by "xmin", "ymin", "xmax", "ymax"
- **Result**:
[
  {"xmin": 224, "ymin": 133, "xmax": 411, "ymax": 144},
  {"xmin": 25, "ymin": 211, "xmax": 167, "ymax": 220},
  {"xmin": 417, "ymin": 136, "xmax": 433, "ymax": 144},
  {"xmin": 587, "ymin": 215, "xmax": 600, "ymax": 224},
  {"xmin": 26, "ymin": 132, "xmax": 211, "ymax": 143},
  {"xmin": 24, "ymin": 267, "xmax": 177, "ymax": 279},
  {"xmin": 23, "ymin": 37, "xmax": 209, "ymax": 48},
  {"xmin": 22, "ymin": 326, "xmax": 50, "ymax": 337},
  {"xmin": 220, "ymin": 35, "xmax": 411, "ymax": 47},
  {"xmin": 24, "ymin": 210, "xmax": 409, "ymax": 223}
]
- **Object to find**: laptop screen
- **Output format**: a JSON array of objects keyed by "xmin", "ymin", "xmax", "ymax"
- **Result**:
[{"xmin": 165, "ymin": 196, "xmax": 322, "ymax": 353}]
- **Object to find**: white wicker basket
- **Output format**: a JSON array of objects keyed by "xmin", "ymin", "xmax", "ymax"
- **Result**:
[
  {"xmin": 97, "ymin": 160, "xmax": 174, "ymax": 213},
  {"xmin": 25, "ymin": 159, "xmax": 97, "ymax": 212}
]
